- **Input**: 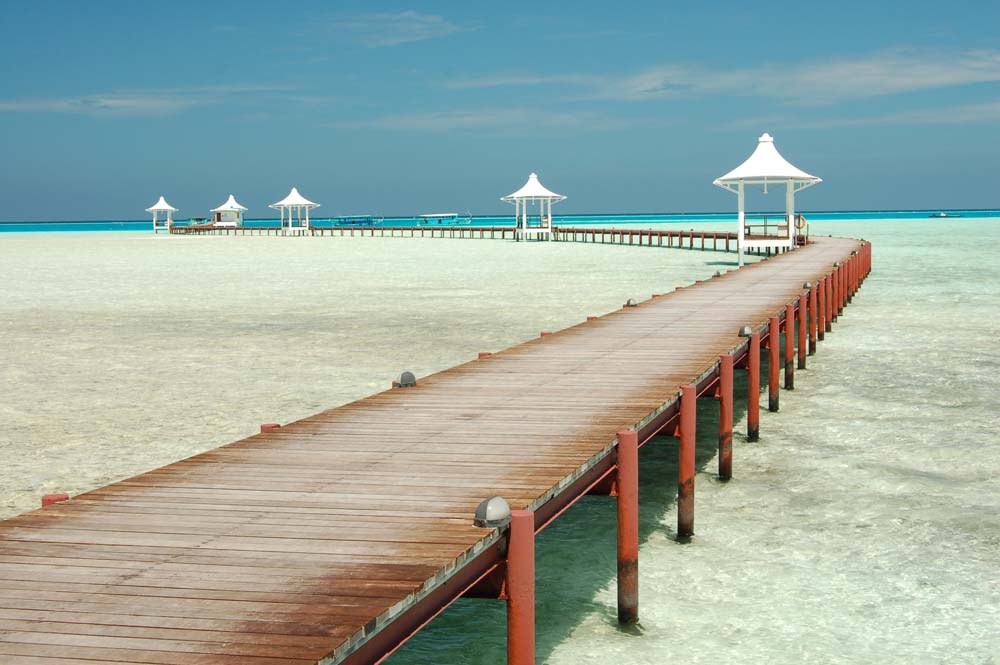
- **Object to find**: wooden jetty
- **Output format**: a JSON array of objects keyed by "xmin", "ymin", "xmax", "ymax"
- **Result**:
[
  {"xmin": 169, "ymin": 224, "xmax": 758, "ymax": 252},
  {"xmin": 0, "ymin": 236, "xmax": 870, "ymax": 664}
]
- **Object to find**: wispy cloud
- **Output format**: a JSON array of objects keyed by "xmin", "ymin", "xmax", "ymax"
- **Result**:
[
  {"xmin": 332, "ymin": 11, "xmax": 466, "ymax": 47},
  {"xmin": 759, "ymin": 100, "xmax": 1000, "ymax": 130},
  {"xmin": 446, "ymin": 74, "xmax": 597, "ymax": 90},
  {"xmin": 341, "ymin": 107, "xmax": 629, "ymax": 133},
  {"xmin": 448, "ymin": 48, "xmax": 1000, "ymax": 105},
  {"xmin": 0, "ymin": 84, "xmax": 293, "ymax": 117}
]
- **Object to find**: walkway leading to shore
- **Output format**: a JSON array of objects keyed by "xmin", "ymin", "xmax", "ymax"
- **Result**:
[
  {"xmin": 0, "ymin": 236, "xmax": 870, "ymax": 664},
  {"xmin": 170, "ymin": 224, "xmax": 761, "ymax": 254}
]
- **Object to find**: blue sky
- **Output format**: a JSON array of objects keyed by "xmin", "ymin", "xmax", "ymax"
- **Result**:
[{"xmin": 1, "ymin": 0, "xmax": 999, "ymax": 220}]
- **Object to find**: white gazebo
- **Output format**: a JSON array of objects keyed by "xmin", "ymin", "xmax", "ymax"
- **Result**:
[
  {"xmin": 146, "ymin": 196, "xmax": 178, "ymax": 233},
  {"xmin": 501, "ymin": 172, "xmax": 566, "ymax": 241},
  {"xmin": 269, "ymin": 187, "xmax": 320, "ymax": 236},
  {"xmin": 211, "ymin": 194, "xmax": 248, "ymax": 228},
  {"xmin": 713, "ymin": 133, "xmax": 821, "ymax": 266}
]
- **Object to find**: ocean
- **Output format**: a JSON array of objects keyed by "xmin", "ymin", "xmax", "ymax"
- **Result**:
[{"xmin": 0, "ymin": 213, "xmax": 997, "ymax": 664}]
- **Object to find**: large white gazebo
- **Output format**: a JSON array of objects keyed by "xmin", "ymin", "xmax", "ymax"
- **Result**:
[
  {"xmin": 269, "ymin": 187, "xmax": 320, "ymax": 236},
  {"xmin": 146, "ymin": 196, "xmax": 178, "ymax": 233},
  {"xmin": 713, "ymin": 133, "xmax": 821, "ymax": 266},
  {"xmin": 211, "ymin": 194, "xmax": 248, "ymax": 228},
  {"xmin": 501, "ymin": 172, "xmax": 566, "ymax": 241}
]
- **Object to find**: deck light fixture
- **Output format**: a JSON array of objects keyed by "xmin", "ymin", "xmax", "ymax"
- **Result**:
[
  {"xmin": 803, "ymin": 282, "xmax": 812, "ymax": 289},
  {"xmin": 834, "ymin": 262, "xmax": 840, "ymax": 268},
  {"xmin": 473, "ymin": 496, "xmax": 512, "ymax": 528},
  {"xmin": 738, "ymin": 325, "xmax": 753, "ymax": 337},
  {"xmin": 624, "ymin": 298, "xmax": 637, "ymax": 307},
  {"xmin": 395, "ymin": 371, "xmax": 417, "ymax": 388}
]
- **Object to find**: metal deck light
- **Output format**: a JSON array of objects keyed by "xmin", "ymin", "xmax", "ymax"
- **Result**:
[
  {"xmin": 395, "ymin": 371, "xmax": 417, "ymax": 388},
  {"xmin": 738, "ymin": 325, "xmax": 753, "ymax": 337},
  {"xmin": 473, "ymin": 496, "xmax": 512, "ymax": 528}
]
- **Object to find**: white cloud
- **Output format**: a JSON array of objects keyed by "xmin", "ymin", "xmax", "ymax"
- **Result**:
[
  {"xmin": 446, "ymin": 74, "xmax": 597, "ymax": 90},
  {"xmin": 448, "ymin": 49, "xmax": 1000, "ymax": 105},
  {"xmin": 332, "ymin": 11, "xmax": 465, "ymax": 47},
  {"xmin": 343, "ymin": 107, "xmax": 625, "ymax": 133},
  {"xmin": 0, "ymin": 84, "xmax": 293, "ymax": 117},
  {"xmin": 724, "ymin": 100, "xmax": 1000, "ymax": 131}
]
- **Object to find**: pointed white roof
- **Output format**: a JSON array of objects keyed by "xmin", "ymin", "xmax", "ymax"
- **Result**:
[
  {"xmin": 501, "ymin": 172, "xmax": 567, "ymax": 202},
  {"xmin": 269, "ymin": 187, "xmax": 320, "ymax": 209},
  {"xmin": 145, "ymin": 196, "xmax": 177, "ymax": 213},
  {"xmin": 211, "ymin": 194, "xmax": 248, "ymax": 213},
  {"xmin": 714, "ymin": 133, "xmax": 821, "ymax": 187}
]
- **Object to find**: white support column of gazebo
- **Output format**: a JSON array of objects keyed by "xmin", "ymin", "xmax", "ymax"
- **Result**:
[
  {"xmin": 269, "ymin": 187, "xmax": 320, "ymax": 236},
  {"xmin": 210, "ymin": 195, "xmax": 248, "ymax": 228},
  {"xmin": 146, "ymin": 196, "xmax": 178, "ymax": 234},
  {"xmin": 713, "ymin": 133, "xmax": 821, "ymax": 266},
  {"xmin": 501, "ymin": 172, "xmax": 566, "ymax": 241}
]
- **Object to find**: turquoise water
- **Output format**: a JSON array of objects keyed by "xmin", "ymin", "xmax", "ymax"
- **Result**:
[
  {"xmin": 386, "ymin": 215, "xmax": 1000, "ymax": 665},
  {"xmin": 0, "ymin": 215, "xmax": 997, "ymax": 663},
  {"xmin": 2, "ymin": 209, "xmax": 998, "ymax": 232}
]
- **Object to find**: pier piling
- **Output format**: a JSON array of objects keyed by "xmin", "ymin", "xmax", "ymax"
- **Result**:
[
  {"xmin": 784, "ymin": 304, "xmax": 795, "ymax": 389},
  {"xmin": 507, "ymin": 510, "xmax": 535, "ymax": 665},
  {"xmin": 798, "ymin": 294, "xmax": 807, "ymax": 369},
  {"xmin": 677, "ymin": 385, "xmax": 697, "ymax": 539},
  {"xmin": 616, "ymin": 430, "xmax": 639, "ymax": 624},
  {"xmin": 809, "ymin": 286, "xmax": 818, "ymax": 354},
  {"xmin": 747, "ymin": 332, "xmax": 761, "ymax": 441},
  {"xmin": 768, "ymin": 315, "xmax": 780, "ymax": 412},
  {"xmin": 718, "ymin": 355, "xmax": 734, "ymax": 480}
]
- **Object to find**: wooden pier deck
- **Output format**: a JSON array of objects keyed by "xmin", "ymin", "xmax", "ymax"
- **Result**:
[{"xmin": 0, "ymin": 236, "xmax": 869, "ymax": 664}]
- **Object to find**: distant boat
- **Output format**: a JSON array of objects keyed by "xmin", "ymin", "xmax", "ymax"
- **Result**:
[
  {"xmin": 418, "ymin": 212, "xmax": 472, "ymax": 226},
  {"xmin": 929, "ymin": 212, "xmax": 961, "ymax": 218},
  {"xmin": 333, "ymin": 215, "xmax": 383, "ymax": 226}
]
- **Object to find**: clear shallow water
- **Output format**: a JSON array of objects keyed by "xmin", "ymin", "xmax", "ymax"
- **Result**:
[
  {"xmin": 388, "ymin": 216, "xmax": 1000, "ymax": 665},
  {"xmin": 0, "ymin": 232, "xmax": 740, "ymax": 517},
  {"xmin": 1, "ymin": 218, "xmax": 997, "ymax": 664}
]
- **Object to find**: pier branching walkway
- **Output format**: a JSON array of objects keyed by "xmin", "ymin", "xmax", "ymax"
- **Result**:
[{"xmin": 0, "ymin": 236, "xmax": 870, "ymax": 664}]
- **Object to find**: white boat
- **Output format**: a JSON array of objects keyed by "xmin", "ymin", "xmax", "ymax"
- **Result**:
[{"xmin": 418, "ymin": 212, "xmax": 472, "ymax": 226}]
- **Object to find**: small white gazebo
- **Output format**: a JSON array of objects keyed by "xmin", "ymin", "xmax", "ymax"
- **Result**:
[
  {"xmin": 211, "ymin": 194, "xmax": 248, "ymax": 228},
  {"xmin": 713, "ymin": 133, "xmax": 821, "ymax": 266},
  {"xmin": 146, "ymin": 196, "xmax": 178, "ymax": 233},
  {"xmin": 269, "ymin": 187, "xmax": 320, "ymax": 236},
  {"xmin": 501, "ymin": 172, "xmax": 566, "ymax": 241}
]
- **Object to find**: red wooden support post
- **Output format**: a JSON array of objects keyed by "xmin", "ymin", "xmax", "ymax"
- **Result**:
[
  {"xmin": 42, "ymin": 493, "xmax": 69, "ymax": 507},
  {"xmin": 809, "ymin": 285, "xmax": 818, "ymax": 353},
  {"xmin": 784, "ymin": 303, "xmax": 795, "ymax": 390},
  {"xmin": 507, "ymin": 510, "xmax": 535, "ymax": 665},
  {"xmin": 677, "ymin": 385, "xmax": 696, "ymax": 539},
  {"xmin": 768, "ymin": 315, "xmax": 780, "ymax": 412},
  {"xmin": 825, "ymin": 274, "xmax": 834, "ymax": 331},
  {"xmin": 747, "ymin": 332, "xmax": 760, "ymax": 441},
  {"xmin": 616, "ymin": 430, "xmax": 639, "ymax": 624},
  {"xmin": 718, "ymin": 355, "xmax": 734, "ymax": 480},
  {"xmin": 837, "ymin": 265, "xmax": 845, "ymax": 316},
  {"xmin": 798, "ymin": 294, "xmax": 807, "ymax": 370}
]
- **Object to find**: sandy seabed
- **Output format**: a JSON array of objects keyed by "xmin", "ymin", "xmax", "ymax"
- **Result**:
[{"xmin": 2, "ymin": 219, "xmax": 997, "ymax": 665}]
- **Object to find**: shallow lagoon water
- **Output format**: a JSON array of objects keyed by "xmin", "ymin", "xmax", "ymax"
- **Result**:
[
  {"xmin": 1, "ymin": 218, "xmax": 997, "ymax": 664},
  {"xmin": 0, "ymin": 230, "xmax": 738, "ymax": 516}
]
